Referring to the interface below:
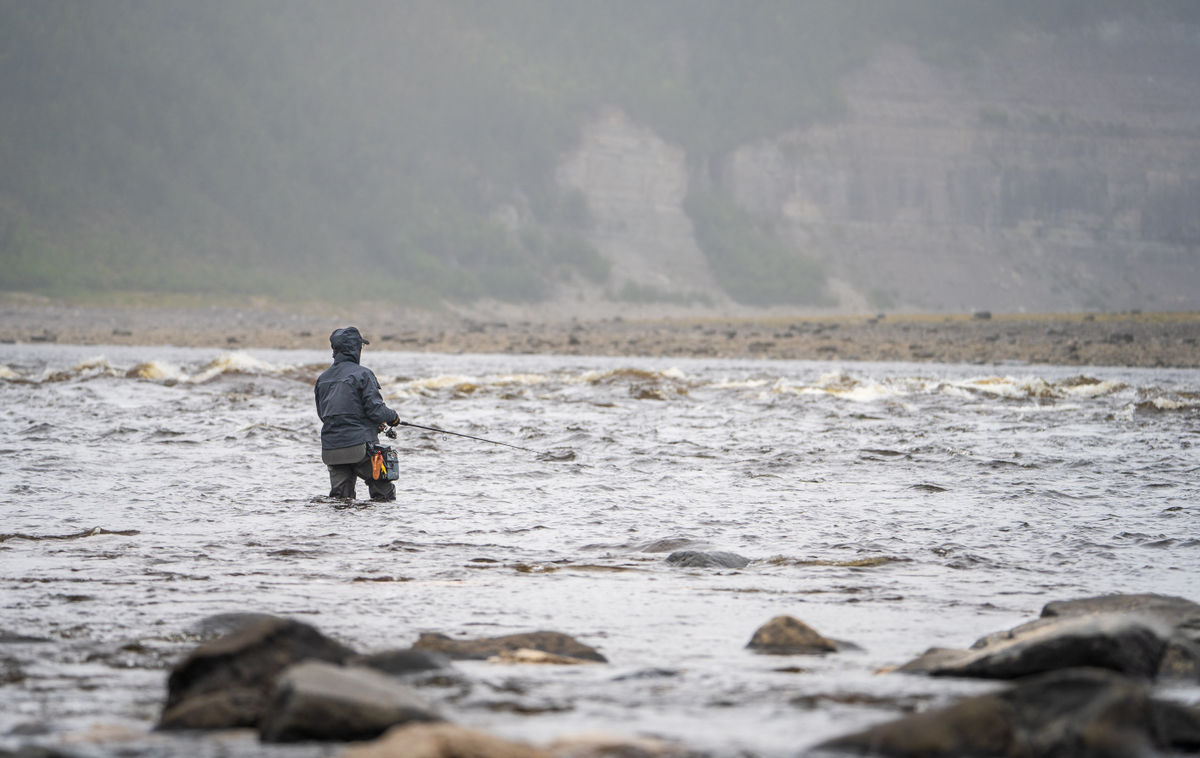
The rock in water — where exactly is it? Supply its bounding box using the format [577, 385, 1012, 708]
[1040, 593, 1200, 624]
[817, 668, 1200, 757]
[898, 593, 1200, 681]
[746, 616, 839, 655]
[350, 648, 451, 676]
[900, 614, 1171, 679]
[664, 550, 750, 569]
[187, 612, 281, 640]
[260, 662, 442, 742]
[159, 616, 356, 730]
[340, 722, 550, 758]
[412, 631, 606, 662]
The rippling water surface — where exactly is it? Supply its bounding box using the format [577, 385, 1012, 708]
[2, 344, 1199, 756]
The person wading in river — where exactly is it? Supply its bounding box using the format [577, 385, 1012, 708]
[315, 326, 402, 501]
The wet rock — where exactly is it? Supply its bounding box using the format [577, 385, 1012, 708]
[351, 648, 451, 676]
[413, 631, 606, 663]
[817, 668, 1200, 758]
[157, 687, 265, 730]
[746, 616, 842, 655]
[900, 593, 1200, 681]
[612, 668, 680, 681]
[339, 722, 549, 758]
[1040, 593, 1200, 628]
[186, 612, 282, 640]
[1159, 636, 1200, 680]
[260, 661, 442, 743]
[159, 616, 356, 730]
[1029, 594, 1200, 681]
[899, 614, 1171, 679]
[664, 550, 750, 569]
[638, 537, 701, 553]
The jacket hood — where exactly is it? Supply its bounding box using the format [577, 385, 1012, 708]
[329, 326, 368, 363]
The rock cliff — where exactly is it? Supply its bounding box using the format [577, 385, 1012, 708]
[559, 21, 1200, 312]
[556, 109, 719, 298]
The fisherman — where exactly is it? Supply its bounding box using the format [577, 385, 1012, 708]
[315, 326, 402, 501]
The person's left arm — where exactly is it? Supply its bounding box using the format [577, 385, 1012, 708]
[359, 370, 401, 427]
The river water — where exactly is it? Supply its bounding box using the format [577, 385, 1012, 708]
[2, 344, 1199, 756]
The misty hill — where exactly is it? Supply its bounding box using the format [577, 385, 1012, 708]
[2, 1, 1199, 312]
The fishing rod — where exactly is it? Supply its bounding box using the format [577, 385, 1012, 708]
[390, 420, 540, 454]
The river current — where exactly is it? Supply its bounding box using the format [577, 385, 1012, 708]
[2, 344, 1198, 756]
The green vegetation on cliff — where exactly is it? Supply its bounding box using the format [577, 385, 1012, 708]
[685, 190, 830, 307]
[1, 1, 1197, 305]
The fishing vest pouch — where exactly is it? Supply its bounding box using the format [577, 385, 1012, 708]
[369, 444, 399, 481]
[322, 442, 368, 466]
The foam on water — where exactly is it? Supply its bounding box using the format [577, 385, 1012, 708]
[190, 351, 287, 382]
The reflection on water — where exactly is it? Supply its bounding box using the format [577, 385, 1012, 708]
[1, 344, 1198, 756]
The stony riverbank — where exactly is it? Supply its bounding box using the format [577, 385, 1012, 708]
[19, 592, 1194, 757]
[1, 298, 1198, 368]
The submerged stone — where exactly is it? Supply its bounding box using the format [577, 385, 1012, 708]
[664, 550, 750, 569]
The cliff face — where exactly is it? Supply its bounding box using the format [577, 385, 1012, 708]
[556, 109, 718, 296]
[560, 21, 1200, 312]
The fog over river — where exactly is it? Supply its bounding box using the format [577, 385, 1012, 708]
[2, 344, 1198, 756]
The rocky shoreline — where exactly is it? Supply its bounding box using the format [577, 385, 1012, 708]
[1, 299, 1198, 368]
[21, 591, 1194, 757]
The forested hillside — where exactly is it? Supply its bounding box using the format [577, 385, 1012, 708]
[1, 1, 1197, 307]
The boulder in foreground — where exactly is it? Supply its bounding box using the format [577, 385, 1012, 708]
[898, 613, 1170, 679]
[160, 616, 355, 730]
[413, 631, 606, 663]
[898, 593, 1200, 681]
[817, 668, 1200, 758]
[260, 661, 442, 742]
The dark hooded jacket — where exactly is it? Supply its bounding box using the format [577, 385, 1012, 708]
[314, 327, 398, 450]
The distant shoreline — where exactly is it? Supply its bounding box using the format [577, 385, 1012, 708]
[1, 300, 1198, 368]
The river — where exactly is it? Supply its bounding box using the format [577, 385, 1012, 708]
[2, 344, 1198, 756]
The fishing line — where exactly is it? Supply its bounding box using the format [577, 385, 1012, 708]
[392, 420, 541, 454]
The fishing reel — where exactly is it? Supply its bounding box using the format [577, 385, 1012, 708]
[385, 427, 397, 440]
